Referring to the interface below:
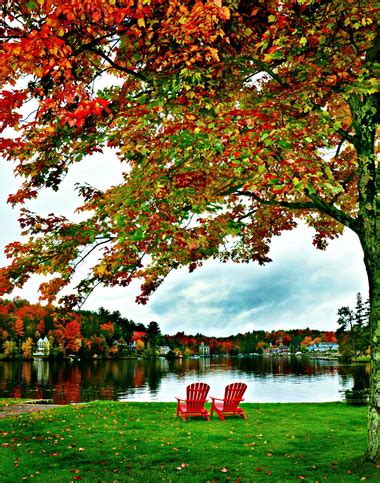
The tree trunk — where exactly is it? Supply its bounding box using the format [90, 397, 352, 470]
[364, 142, 380, 461]
[363, 237, 380, 462]
[351, 91, 379, 462]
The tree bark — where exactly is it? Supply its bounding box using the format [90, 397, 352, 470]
[350, 91, 379, 462]
[365, 245, 380, 462]
[361, 198, 380, 461]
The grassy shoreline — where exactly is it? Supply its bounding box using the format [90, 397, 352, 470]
[0, 401, 378, 482]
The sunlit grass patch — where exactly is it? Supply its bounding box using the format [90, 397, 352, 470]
[0, 401, 378, 482]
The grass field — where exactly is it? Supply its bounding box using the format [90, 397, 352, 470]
[0, 401, 378, 482]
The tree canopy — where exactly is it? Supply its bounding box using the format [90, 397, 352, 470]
[0, 0, 379, 460]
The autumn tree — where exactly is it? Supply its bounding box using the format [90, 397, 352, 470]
[0, 0, 379, 459]
[21, 337, 33, 358]
[14, 318, 24, 338]
[63, 317, 82, 353]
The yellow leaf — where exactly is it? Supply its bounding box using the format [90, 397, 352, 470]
[222, 7, 230, 20]
[208, 47, 220, 61]
[138, 18, 145, 27]
[96, 265, 106, 276]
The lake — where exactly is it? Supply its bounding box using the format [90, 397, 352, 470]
[0, 356, 367, 405]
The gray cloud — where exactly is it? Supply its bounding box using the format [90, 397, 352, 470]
[148, 226, 368, 336]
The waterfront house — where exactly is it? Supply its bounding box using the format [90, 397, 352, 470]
[199, 342, 210, 356]
[307, 342, 339, 353]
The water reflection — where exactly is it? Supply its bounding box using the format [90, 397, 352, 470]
[0, 356, 367, 404]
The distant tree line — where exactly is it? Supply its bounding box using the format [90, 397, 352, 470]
[0, 296, 345, 360]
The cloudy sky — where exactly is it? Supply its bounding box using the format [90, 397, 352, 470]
[0, 151, 368, 337]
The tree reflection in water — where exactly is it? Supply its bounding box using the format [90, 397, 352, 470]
[0, 356, 364, 404]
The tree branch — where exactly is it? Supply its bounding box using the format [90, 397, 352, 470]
[237, 208, 257, 222]
[236, 188, 358, 232]
[72, 238, 113, 272]
[86, 46, 148, 82]
[306, 191, 358, 231]
[237, 190, 317, 210]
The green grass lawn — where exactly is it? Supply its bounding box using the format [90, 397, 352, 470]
[0, 401, 378, 482]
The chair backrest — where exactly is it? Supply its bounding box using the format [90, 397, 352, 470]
[186, 382, 210, 411]
[223, 382, 247, 411]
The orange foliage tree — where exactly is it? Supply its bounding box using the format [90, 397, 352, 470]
[63, 317, 83, 353]
[14, 318, 24, 338]
[0, 0, 378, 459]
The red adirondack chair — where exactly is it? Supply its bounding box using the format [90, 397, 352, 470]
[210, 382, 247, 420]
[175, 382, 210, 421]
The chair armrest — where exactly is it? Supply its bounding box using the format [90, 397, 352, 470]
[175, 398, 208, 403]
[210, 397, 224, 402]
[185, 399, 208, 403]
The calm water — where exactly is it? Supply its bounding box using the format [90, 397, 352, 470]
[0, 356, 367, 405]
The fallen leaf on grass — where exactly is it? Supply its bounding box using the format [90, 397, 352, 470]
[176, 463, 189, 470]
[221, 468, 228, 473]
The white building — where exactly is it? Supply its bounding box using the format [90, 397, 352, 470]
[199, 342, 210, 356]
[33, 337, 50, 357]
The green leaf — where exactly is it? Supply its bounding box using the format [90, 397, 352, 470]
[258, 164, 266, 174]
[277, 140, 291, 149]
[130, 227, 147, 242]
[115, 215, 126, 228]
[27, 1, 37, 9]
[331, 186, 343, 194]
[307, 183, 316, 194]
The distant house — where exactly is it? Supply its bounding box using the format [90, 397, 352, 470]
[33, 336, 50, 357]
[199, 342, 210, 356]
[307, 342, 339, 352]
[127, 331, 147, 351]
[158, 346, 171, 355]
[127, 341, 137, 351]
